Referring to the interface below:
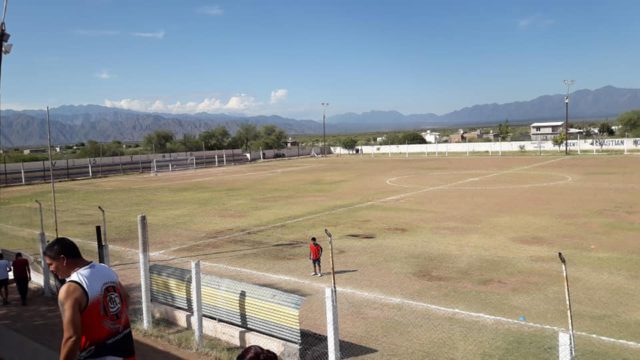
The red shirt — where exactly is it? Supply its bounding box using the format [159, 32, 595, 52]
[12, 258, 30, 279]
[310, 243, 322, 260]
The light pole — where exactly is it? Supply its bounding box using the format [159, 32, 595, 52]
[321, 102, 329, 157]
[563, 80, 575, 155]
[46, 107, 59, 237]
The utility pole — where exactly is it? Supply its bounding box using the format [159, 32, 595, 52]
[321, 102, 329, 157]
[563, 80, 575, 155]
[46, 107, 59, 237]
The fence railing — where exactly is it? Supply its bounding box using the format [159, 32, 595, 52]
[0, 147, 316, 187]
[149, 263, 304, 344]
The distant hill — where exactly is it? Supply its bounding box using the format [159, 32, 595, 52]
[2, 86, 639, 147]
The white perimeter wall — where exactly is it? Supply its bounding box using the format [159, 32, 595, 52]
[333, 138, 640, 155]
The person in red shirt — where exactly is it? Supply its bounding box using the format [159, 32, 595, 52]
[309, 237, 323, 277]
[12, 252, 31, 306]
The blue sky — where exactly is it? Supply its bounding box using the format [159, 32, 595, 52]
[3, 0, 639, 119]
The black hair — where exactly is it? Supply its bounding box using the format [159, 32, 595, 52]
[0, 253, 3, 259]
[311, 237, 316, 241]
[236, 345, 278, 360]
[15, 252, 22, 258]
[44, 237, 83, 260]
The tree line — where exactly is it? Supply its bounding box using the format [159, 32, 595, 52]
[142, 124, 288, 154]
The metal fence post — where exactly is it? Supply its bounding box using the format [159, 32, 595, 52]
[21, 161, 25, 185]
[192, 260, 203, 350]
[98, 206, 109, 266]
[96, 225, 105, 264]
[325, 287, 341, 360]
[138, 214, 152, 330]
[35, 200, 51, 297]
[558, 331, 571, 360]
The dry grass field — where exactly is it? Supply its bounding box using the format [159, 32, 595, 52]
[1, 153, 639, 359]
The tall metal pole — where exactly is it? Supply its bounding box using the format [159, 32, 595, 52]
[321, 102, 329, 157]
[563, 80, 575, 155]
[558, 252, 576, 359]
[46, 107, 59, 237]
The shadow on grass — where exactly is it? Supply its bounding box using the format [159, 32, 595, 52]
[300, 329, 377, 360]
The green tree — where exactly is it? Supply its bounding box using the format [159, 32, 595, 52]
[598, 122, 615, 136]
[199, 126, 230, 150]
[400, 132, 427, 144]
[80, 140, 101, 158]
[340, 137, 358, 152]
[178, 133, 201, 151]
[617, 110, 640, 137]
[593, 122, 615, 149]
[143, 130, 175, 153]
[232, 123, 259, 151]
[552, 133, 567, 151]
[497, 119, 511, 140]
[259, 125, 288, 150]
[385, 133, 402, 145]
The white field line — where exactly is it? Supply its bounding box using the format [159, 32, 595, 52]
[200, 261, 640, 349]
[153, 157, 566, 255]
[0, 223, 135, 257]
[132, 164, 320, 189]
[3, 222, 637, 349]
[386, 171, 573, 190]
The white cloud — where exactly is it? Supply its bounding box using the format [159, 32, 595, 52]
[104, 94, 257, 114]
[197, 5, 224, 16]
[104, 99, 150, 112]
[518, 15, 555, 30]
[95, 70, 113, 80]
[74, 29, 120, 36]
[131, 31, 165, 39]
[270, 89, 288, 104]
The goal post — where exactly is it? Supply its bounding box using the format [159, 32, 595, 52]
[151, 157, 196, 174]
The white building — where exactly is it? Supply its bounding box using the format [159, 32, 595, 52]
[530, 122, 564, 141]
[420, 130, 441, 143]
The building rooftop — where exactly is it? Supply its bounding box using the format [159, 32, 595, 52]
[531, 122, 564, 127]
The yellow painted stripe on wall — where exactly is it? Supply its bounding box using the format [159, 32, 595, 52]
[151, 276, 300, 328]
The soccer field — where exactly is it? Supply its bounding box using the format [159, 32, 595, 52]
[1, 154, 639, 358]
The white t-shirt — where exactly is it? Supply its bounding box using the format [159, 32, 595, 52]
[0, 259, 11, 280]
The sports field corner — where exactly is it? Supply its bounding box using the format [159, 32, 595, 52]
[1, 153, 639, 359]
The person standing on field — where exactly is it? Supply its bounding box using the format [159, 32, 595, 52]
[0, 253, 11, 305]
[309, 237, 323, 277]
[12, 252, 31, 305]
[44, 237, 135, 360]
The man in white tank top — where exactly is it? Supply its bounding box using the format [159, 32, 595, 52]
[44, 237, 136, 360]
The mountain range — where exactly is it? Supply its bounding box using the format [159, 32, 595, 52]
[2, 86, 639, 147]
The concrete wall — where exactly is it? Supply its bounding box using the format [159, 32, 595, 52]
[335, 138, 640, 155]
[152, 303, 300, 360]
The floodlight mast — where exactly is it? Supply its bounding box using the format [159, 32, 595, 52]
[563, 80, 575, 155]
[321, 102, 329, 157]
